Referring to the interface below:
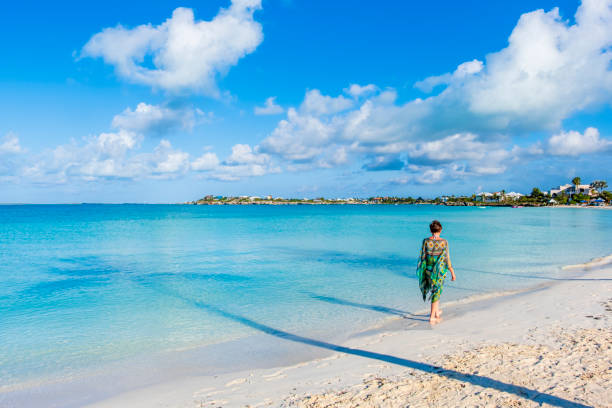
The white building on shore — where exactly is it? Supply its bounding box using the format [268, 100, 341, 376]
[549, 184, 572, 197]
[549, 184, 593, 197]
[504, 192, 524, 200]
[475, 192, 495, 202]
[476, 191, 524, 202]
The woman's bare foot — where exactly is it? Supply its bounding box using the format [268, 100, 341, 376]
[429, 316, 440, 324]
[435, 309, 443, 318]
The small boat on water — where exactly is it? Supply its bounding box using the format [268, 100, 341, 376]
[512, 205, 524, 208]
[478, 206, 486, 209]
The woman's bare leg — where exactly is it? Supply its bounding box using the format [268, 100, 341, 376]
[430, 301, 441, 324]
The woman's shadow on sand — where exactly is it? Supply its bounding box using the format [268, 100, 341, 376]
[146, 274, 591, 408]
[303, 291, 430, 323]
[189, 300, 590, 408]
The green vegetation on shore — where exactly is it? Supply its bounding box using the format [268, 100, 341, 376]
[187, 178, 611, 207]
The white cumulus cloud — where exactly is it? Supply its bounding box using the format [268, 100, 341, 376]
[190, 143, 278, 181]
[20, 120, 195, 182]
[415, 168, 445, 184]
[254, 97, 284, 115]
[81, 1, 263, 95]
[95, 129, 142, 157]
[442, 2, 612, 130]
[0, 133, 25, 179]
[414, 60, 483, 92]
[407, 133, 506, 165]
[151, 140, 190, 175]
[344, 84, 378, 98]
[300, 89, 354, 116]
[225, 143, 270, 165]
[259, 107, 336, 162]
[209, 162, 277, 181]
[0, 132, 23, 154]
[112, 102, 206, 134]
[548, 127, 612, 156]
[254, 0, 612, 183]
[8, 0, 612, 189]
[191, 152, 220, 171]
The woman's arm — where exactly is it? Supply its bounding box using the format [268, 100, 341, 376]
[446, 240, 456, 281]
[420, 239, 427, 261]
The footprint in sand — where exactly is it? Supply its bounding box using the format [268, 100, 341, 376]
[367, 363, 391, 370]
[207, 400, 228, 405]
[192, 387, 214, 398]
[362, 373, 376, 379]
[263, 370, 287, 381]
[264, 374, 286, 381]
[225, 377, 248, 387]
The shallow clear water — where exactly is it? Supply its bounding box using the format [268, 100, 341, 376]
[1, 204, 611, 391]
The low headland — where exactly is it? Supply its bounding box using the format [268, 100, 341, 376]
[186, 177, 611, 208]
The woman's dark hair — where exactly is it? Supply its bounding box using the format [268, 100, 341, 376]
[429, 220, 442, 233]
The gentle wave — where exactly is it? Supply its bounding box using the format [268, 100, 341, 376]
[562, 253, 612, 270]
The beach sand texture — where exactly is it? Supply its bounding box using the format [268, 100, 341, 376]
[87, 260, 612, 408]
[283, 325, 611, 407]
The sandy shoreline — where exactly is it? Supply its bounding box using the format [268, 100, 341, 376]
[81, 258, 612, 408]
[552, 205, 612, 210]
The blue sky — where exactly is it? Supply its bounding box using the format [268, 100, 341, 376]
[1, 0, 611, 203]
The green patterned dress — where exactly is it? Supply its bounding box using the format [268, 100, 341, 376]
[416, 238, 451, 302]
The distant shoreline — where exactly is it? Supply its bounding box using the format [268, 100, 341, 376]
[186, 193, 610, 207]
[185, 201, 610, 208]
[1, 202, 610, 208]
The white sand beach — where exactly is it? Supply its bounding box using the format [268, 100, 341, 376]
[86, 257, 612, 408]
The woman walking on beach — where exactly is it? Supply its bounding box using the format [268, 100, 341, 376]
[417, 220, 456, 324]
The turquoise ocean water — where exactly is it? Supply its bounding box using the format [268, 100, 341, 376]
[1, 205, 611, 405]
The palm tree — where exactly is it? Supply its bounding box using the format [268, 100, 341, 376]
[600, 180, 608, 193]
[571, 177, 581, 196]
[590, 180, 608, 194]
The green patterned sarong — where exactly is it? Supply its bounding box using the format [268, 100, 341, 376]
[416, 238, 450, 302]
